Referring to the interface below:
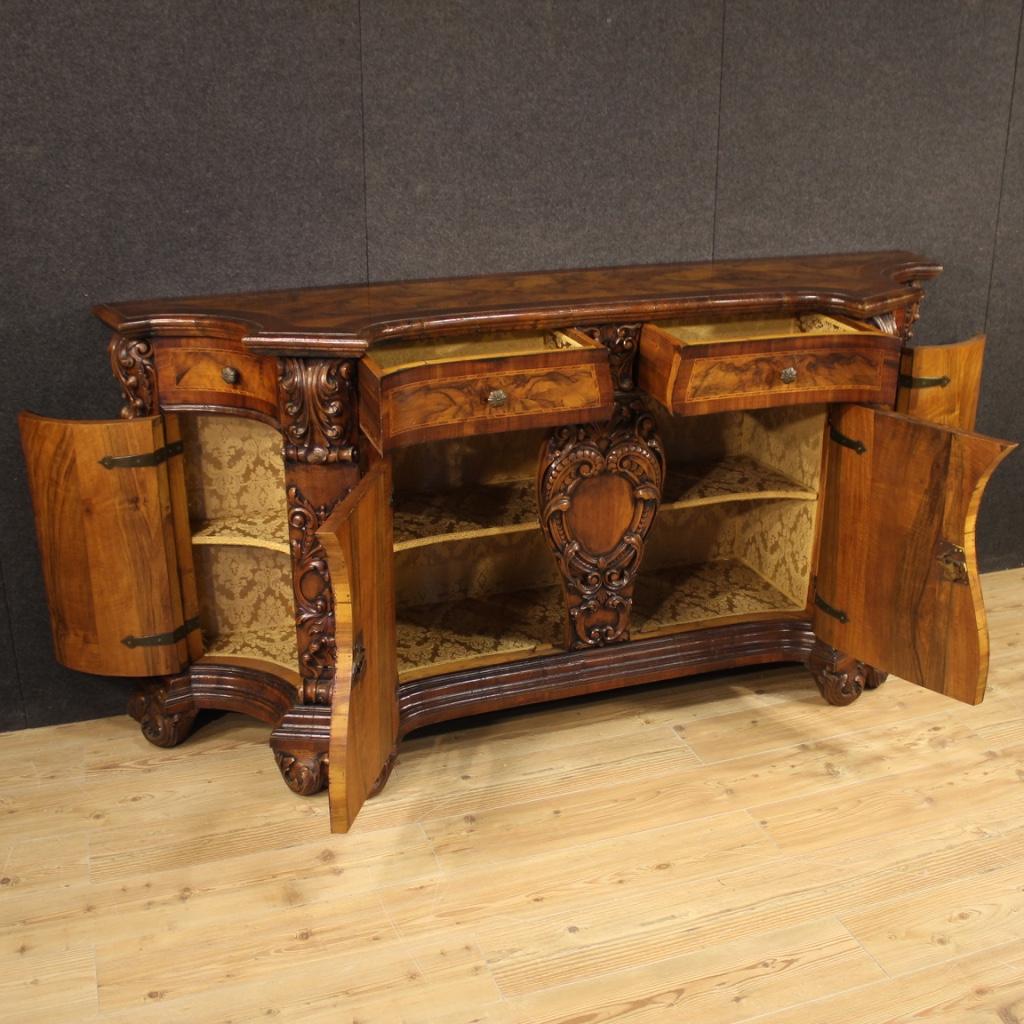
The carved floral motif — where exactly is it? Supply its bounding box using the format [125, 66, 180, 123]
[275, 750, 328, 795]
[577, 323, 642, 392]
[288, 484, 338, 705]
[109, 333, 156, 418]
[127, 677, 197, 747]
[538, 399, 665, 648]
[278, 358, 358, 464]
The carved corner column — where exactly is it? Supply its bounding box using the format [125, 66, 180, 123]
[538, 325, 665, 649]
[278, 357, 361, 706]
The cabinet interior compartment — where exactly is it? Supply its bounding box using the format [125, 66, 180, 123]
[392, 429, 563, 680]
[179, 414, 299, 682]
[366, 328, 594, 373]
[651, 311, 879, 346]
[633, 404, 826, 635]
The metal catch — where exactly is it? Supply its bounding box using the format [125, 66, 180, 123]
[351, 637, 367, 682]
[814, 592, 849, 624]
[828, 425, 866, 455]
[936, 540, 969, 585]
[899, 373, 950, 390]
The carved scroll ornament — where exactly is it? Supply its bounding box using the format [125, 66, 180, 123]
[288, 484, 338, 705]
[539, 399, 665, 648]
[109, 333, 157, 418]
[577, 323, 642, 392]
[278, 358, 358, 464]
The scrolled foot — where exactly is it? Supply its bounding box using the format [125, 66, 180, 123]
[864, 668, 888, 690]
[806, 640, 871, 707]
[275, 751, 328, 795]
[127, 678, 197, 747]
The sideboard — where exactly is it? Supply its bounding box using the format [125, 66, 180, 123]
[19, 252, 1016, 832]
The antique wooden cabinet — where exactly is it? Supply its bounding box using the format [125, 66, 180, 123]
[19, 252, 1016, 832]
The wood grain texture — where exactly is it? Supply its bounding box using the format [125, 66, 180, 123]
[362, 344, 613, 451]
[93, 250, 941, 355]
[317, 461, 399, 832]
[2, 569, 1019, 1023]
[815, 407, 1016, 703]
[897, 335, 986, 431]
[18, 413, 197, 677]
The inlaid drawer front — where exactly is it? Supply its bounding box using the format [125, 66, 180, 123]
[359, 328, 614, 450]
[637, 314, 900, 415]
[153, 338, 279, 420]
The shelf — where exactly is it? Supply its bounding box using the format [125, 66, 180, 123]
[661, 455, 816, 509]
[393, 480, 538, 549]
[191, 512, 290, 555]
[201, 625, 299, 677]
[396, 584, 564, 680]
[632, 558, 803, 635]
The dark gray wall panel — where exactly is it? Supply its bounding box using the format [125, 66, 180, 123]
[714, 0, 1020, 346]
[980, 15, 1024, 571]
[0, 565, 26, 733]
[361, 0, 723, 281]
[0, 0, 367, 730]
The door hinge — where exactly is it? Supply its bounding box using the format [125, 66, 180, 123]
[936, 540, 969, 585]
[351, 635, 367, 683]
[814, 591, 849, 624]
[828, 424, 866, 455]
[899, 373, 951, 390]
[122, 615, 200, 649]
[100, 439, 184, 470]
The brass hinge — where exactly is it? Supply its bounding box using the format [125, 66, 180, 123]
[122, 615, 200, 649]
[936, 540, 969, 585]
[899, 373, 951, 390]
[351, 635, 367, 683]
[100, 439, 184, 470]
[814, 591, 849, 624]
[828, 424, 866, 455]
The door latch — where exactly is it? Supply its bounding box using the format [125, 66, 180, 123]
[935, 540, 969, 585]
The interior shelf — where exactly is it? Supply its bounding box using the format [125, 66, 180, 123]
[393, 480, 538, 548]
[201, 625, 300, 677]
[632, 558, 803, 635]
[661, 455, 817, 509]
[396, 584, 564, 680]
[191, 512, 290, 554]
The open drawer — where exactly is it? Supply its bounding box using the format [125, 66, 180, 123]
[637, 312, 901, 415]
[358, 328, 614, 451]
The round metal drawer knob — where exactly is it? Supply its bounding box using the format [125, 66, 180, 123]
[486, 388, 508, 407]
[221, 366, 241, 385]
[780, 366, 798, 384]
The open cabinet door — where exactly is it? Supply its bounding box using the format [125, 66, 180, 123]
[814, 406, 1015, 704]
[19, 413, 201, 677]
[317, 461, 398, 832]
[897, 335, 986, 430]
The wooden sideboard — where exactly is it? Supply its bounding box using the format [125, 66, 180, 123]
[19, 252, 1016, 832]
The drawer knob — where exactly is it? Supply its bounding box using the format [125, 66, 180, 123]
[780, 366, 798, 384]
[221, 366, 241, 385]
[486, 388, 508, 407]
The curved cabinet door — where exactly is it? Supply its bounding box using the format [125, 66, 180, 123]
[317, 460, 398, 832]
[897, 335, 986, 431]
[19, 413, 201, 677]
[814, 406, 1015, 704]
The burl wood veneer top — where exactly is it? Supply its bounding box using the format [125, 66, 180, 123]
[94, 250, 940, 357]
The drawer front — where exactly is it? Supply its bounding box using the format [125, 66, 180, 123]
[684, 346, 892, 408]
[153, 338, 279, 421]
[379, 360, 612, 448]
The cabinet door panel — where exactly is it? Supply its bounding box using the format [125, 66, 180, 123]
[19, 413, 198, 677]
[897, 335, 985, 431]
[317, 461, 398, 832]
[815, 406, 1014, 704]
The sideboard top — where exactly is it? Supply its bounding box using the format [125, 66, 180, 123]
[94, 250, 941, 356]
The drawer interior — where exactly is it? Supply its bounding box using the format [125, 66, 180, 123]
[653, 312, 880, 346]
[367, 328, 594, 372]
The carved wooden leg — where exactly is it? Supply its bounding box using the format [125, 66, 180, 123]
[806, 639, 877, 706]
[274, 750, 328, 795]
[127, 675, 197, 747]
[538, 397, 665, 649]
[269, 704, 330, 795]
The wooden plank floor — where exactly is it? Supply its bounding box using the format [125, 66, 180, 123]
[2, 568, 1023, 1023]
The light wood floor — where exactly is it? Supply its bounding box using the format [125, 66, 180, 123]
[2, 568, 1023, 1023]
